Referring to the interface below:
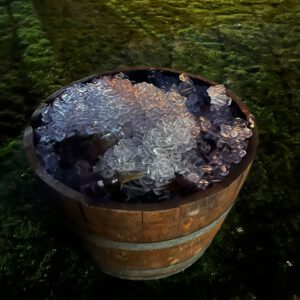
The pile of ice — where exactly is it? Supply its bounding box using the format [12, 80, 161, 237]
[34, 71, 253, 202]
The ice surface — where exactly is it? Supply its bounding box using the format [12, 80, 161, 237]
[35, 72, 253, 201]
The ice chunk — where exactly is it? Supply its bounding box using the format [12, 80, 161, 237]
[207, 85, 232, 109]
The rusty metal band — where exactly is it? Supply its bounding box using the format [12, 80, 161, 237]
[80, 203, 233, 251]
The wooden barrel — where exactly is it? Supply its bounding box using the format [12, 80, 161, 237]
[23, 67, 258, 280]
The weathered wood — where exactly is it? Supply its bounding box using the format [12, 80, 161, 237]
[179, 168, 246, 236]
[142, 206, 181, 242]
[82, 206, 143, 242]
[79, 204, 230, 251]
[85, 225, 218, 270]
[82, 212, 224, 270]
[100, 245, 209, 280]
[23, 67, 258, 280]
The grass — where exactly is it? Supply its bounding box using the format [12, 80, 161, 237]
[0, 0, 299, 298]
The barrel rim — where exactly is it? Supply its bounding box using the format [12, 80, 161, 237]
[23, 66, 259, 211]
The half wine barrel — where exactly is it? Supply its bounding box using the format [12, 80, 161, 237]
[23, 67, 258, 280]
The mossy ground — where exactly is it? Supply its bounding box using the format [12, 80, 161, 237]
[0, 0, 299, 299]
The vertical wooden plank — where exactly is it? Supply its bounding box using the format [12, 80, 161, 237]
[142, 207, 180, 242]
[82, 205, 143, 242]
[179, 187, 230, 235]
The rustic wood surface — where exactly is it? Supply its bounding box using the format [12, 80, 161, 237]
[83, 219, 222, 270]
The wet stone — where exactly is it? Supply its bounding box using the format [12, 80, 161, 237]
[34, 72, 253, 203]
